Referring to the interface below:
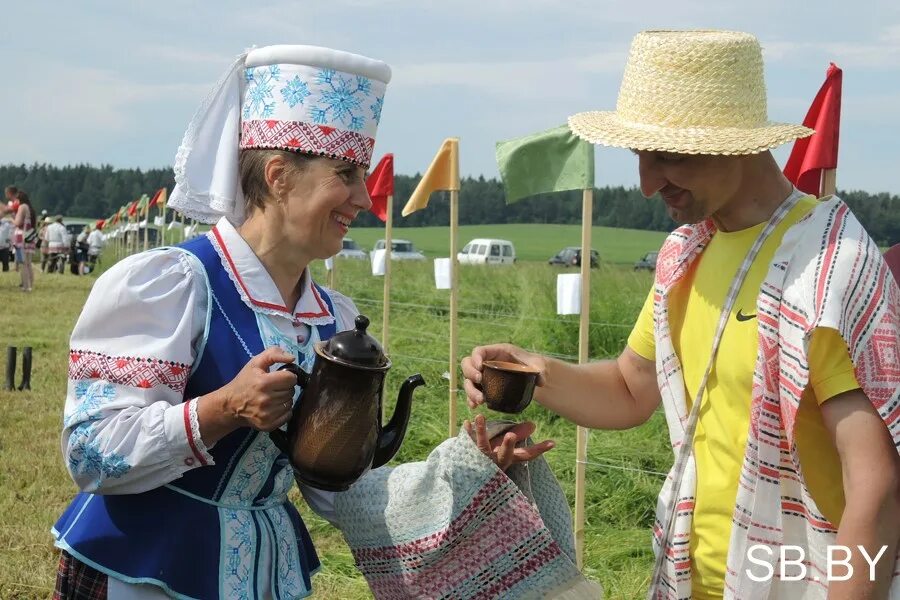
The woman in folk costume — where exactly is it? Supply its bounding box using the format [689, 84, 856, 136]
[464, 30, 900, 599]
[53, 45, 595, 600]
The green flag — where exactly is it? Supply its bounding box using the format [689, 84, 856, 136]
[495, 125, 594, 203]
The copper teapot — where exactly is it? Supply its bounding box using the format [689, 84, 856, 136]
[270, 315, 425, 491]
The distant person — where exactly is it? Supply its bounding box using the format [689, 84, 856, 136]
[4, 185, 17, 206]
[39, 216, 52, 272]
[75, 225, 89, 275]
[0, 215, 12, 272]
[86, 223, 105, 272]
[464, 30, 900, 598]
[46, 215, 68, 273]
[4, 186, 19, 273]
[6, 190, 37, 291]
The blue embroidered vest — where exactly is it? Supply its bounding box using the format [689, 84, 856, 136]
[54, 235, 338, 600]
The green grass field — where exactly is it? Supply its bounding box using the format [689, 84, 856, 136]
[344, 223, 668, 264]
[0, 251, 672, 599]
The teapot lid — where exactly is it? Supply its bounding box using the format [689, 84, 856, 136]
[320, 315, 389, 369]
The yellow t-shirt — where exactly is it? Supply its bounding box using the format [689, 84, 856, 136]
[627, 197, 860, 599]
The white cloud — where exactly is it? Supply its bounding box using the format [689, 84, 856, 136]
[393, 51, 625, 101]
[136, 46, 234, 68]
[16, 65, 204, 135]
[762, 24, 900, 69]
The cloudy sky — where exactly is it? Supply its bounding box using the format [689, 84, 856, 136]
[2, 0, 899, 193]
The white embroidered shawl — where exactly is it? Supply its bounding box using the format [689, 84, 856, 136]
[649, 197, 900, 599]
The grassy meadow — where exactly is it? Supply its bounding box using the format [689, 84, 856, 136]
[0, 229, 673, 599]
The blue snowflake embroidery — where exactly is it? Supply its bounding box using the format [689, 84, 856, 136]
[356, 76, 372, 95]
[223, 509, 255, 597]
[349, 116, 365, 132]
[310, 107, 328, 125]
[68, 422, 132, 487]
[370, 96, 384, 123]
[65, 381, 116, 429]
[316, 69, 335, 85]
[280, 75, 311, 108]
[243, 66, 282, 119]
[310, 68, 373, 131]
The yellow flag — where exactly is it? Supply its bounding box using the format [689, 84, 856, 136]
[149, 187, 167, 209]
[402, 138, 459, 216]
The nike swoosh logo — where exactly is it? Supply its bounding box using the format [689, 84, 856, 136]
[736, 309, 757, 322]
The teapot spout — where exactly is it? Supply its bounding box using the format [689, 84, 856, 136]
[373, 374, 425, 469]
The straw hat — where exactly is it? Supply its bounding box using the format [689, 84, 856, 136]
[568, 30, 813, 155]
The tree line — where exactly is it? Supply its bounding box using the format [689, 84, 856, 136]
[2, 163, 898, 246]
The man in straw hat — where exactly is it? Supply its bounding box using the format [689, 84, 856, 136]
[464, 30, 900, 599]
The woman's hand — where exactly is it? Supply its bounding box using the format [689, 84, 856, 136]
[461, 344, 547, 409]
[214, 347, 298, 433]
[464, 414, 554, 471]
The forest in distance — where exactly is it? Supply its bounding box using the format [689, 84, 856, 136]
[2, 162, 899, 246]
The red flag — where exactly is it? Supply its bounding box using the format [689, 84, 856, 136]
[366, 153, 394, 222]
[783, 63, 842, 197]
[127, 200, 139, 217]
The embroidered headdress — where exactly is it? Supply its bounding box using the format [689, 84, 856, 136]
[169, 45, 391, 225]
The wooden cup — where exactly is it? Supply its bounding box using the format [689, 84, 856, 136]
[481, 360, 539, 414]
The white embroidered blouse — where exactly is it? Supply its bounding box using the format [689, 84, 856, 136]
[61, 216, 351, 526]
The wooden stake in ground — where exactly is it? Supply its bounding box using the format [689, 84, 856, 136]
[143, 212, 149, 252]
[821, 168, 836, 197]
[382, 194, 394, 352]
[574, 187, 593, 569]
[494, 125, 596, 565]
[400, 138, 460, 437]
[448, 186, 459, 437]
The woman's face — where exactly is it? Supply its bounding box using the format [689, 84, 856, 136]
[280, 157, 372, 259]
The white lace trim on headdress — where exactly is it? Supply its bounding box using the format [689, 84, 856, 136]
[169, 51, 250, 225]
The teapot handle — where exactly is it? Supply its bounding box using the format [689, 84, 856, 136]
[270, 364, 310, 455]
[277, 363, 310, 388]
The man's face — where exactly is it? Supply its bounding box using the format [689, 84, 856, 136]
[634, 151, 744, 224]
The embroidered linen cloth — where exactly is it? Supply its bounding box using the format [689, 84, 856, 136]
[333, 427, 602, 599]
[648, 196, 900, 599]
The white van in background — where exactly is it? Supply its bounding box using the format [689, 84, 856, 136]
[457, 238, 516, 265]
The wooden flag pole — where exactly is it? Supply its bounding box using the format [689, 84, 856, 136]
[574, 187, 593, 569]
[160, 206, 166, 247]
[128, 213, 135, 256]
[382, 195, 394, 352]
[821, 168, 837, 197]
[143, 206, 149, 252]
[449, 188, 460, 438]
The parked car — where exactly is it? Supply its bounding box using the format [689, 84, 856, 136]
[373, 239, 426, 261]
[337, 237, 367, 260]
[634, 251, 658, 271]
[548, 247, 599, 268]
[457, 238, 516, 265]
